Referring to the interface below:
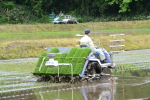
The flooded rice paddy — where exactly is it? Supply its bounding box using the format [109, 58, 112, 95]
[0, 49, 150, 100]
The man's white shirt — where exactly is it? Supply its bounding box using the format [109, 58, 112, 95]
[80, 35, 106, 60]
[80, 35, 94, 47]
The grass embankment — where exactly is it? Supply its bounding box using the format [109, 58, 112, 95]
[0, 20, 150, 59]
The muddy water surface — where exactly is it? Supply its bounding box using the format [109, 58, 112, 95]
[1, 73, 150, 100]
[0, 50, 150, 100]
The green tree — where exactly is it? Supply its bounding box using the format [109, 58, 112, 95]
[25, 0, 43, 17]
[105, 0, 143, 13]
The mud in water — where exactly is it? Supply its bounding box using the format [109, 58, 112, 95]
[1, 49, 150, 100]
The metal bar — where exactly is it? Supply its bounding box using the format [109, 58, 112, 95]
[110, 50, 124, 53]
[55, 57, 86, 59]
[110, 45, 125, 47]
[110, 34, 125, 36]
[58, 66, 59, 77]
[110, 39, 125, 42]
[58, 63, 73, 80]
[70, 64, 73, 80]
[80, 60, 89, 77]
[75, 34, 84, 37]
[38, 57, 45, 71]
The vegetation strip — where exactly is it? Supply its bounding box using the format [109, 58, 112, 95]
[0, 21, 150, 59]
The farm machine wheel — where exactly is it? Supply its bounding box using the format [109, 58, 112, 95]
[80, 62, 102, 82]
[87, 62, 102, 75]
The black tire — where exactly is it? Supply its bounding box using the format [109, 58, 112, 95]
[87, 62, 102, 75]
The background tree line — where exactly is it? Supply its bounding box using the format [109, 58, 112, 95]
[0, 0, 150, 24]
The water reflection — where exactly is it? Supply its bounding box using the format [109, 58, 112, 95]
[33, 80, 116, 100]
[1, 49, 150, 100]
[115, 76, 150, 100]
[80, 82, 116, 100]
[1, 74, 150, 100]
[0, 89, 36, 100]
[0, 79, 116, 100]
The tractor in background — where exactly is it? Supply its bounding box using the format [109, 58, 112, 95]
[49, 12, 79, 24]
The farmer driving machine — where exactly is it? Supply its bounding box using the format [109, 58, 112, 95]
[33, 34, 124, 83]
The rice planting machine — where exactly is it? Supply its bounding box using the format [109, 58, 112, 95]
[33, 34, 124, 83]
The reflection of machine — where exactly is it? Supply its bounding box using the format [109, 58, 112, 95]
[37, 81, 116, 100]
[81, 82, 116, 100]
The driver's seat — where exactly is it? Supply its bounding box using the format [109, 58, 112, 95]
[80, 44, 89, 48]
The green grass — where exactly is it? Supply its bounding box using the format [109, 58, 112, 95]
[0, 20, 150, 59]
[0, 28, 150, 42]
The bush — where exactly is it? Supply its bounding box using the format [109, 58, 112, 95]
[36, 15, 51, 23]
[77, 17, 83, 23]
[0, 15, 7, 24]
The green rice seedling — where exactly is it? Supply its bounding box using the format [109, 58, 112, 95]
[47, 68, 54, 75]
[71, 62, 76, 68]
[70, 48, 91, 75]
[58, 53, 67, 63]
[33, 57, 49, 75]
[65, 47, 78, 57]
[34, 47, 91, 76]
[57, 53, 68, 75]
[61, 48, 78, 75]
[68, 51, 83, 75]
[49, 47, 59, 53]
[77, 48, 91, 63]
[51, 68, 58, 75]
[46, 52, 68, 75]
[73, 63, 84, 75]
[80, 48, 91, 57]
[63, 48, 91, 75]
[40, 52, 48, 57]
[54, 53, 61, 61]
[59, 65, 64, 75]
[66, 67, 71, 75]
[59, 65, 65, 75]
[38, 57, 49, 74]
[33, 48, 59, 75]
[61, 66, 68, 74]
[40, 66, 48, 75]
[36, 57, 44, 68]
[46, 67, 53, 75]
[64, 47, 77, 63]
[40, 47, 59, 57]
[70, 48, 83, 63]
[73, 48, 83, 57]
